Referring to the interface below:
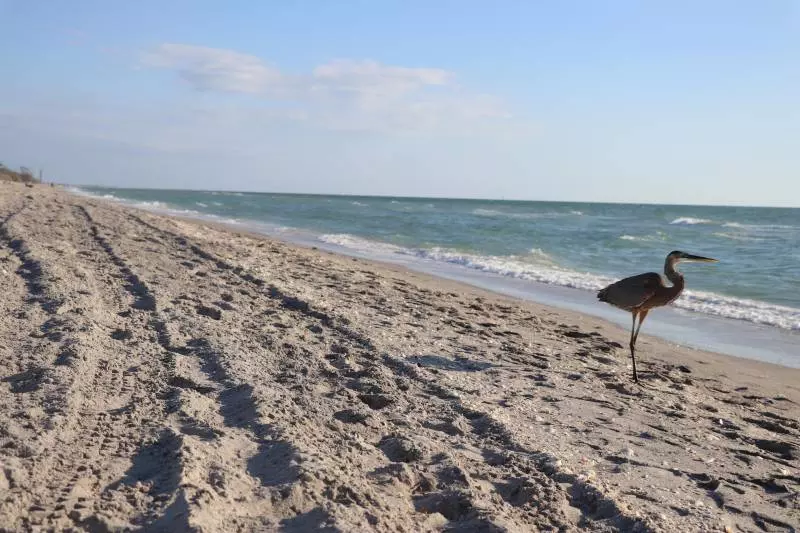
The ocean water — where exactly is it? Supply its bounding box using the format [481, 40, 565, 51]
[72, 186, 800, 363]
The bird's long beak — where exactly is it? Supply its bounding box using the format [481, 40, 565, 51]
[682, 253, 718, 263]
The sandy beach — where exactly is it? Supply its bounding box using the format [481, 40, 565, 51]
[0, 182, 797, 532]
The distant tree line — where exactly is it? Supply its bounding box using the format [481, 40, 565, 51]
[0, 162, 41, 184]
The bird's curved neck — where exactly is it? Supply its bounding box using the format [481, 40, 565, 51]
[664, 258, 684, 287]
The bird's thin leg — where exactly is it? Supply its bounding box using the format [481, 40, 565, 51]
[633, 309, 649, 346]
[630, 309, 650, 383]
[629, 311, 639, 383]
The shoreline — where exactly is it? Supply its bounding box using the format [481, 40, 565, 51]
[71, 186, 800, 369]
[1, 182, 798, 531]
[296, 235, 800, 369]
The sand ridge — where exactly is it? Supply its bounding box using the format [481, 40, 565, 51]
[0, 183, 798, 532]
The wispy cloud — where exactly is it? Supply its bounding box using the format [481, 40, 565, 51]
[141, 43, 511, 134]
[142, 44, 282, 94]
[310, 59, 452, 97]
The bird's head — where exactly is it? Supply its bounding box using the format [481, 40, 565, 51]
[667, 250, 718, 264]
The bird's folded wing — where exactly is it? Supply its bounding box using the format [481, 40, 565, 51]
[597, 272, 662, 311]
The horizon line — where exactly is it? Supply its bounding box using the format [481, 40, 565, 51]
[67, 182, 799, 210]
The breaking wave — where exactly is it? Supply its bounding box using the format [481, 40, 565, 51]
[473, 208, 584, 220]
[317, 234, 800, 331]
[619, 233, 666, 242]
[670, 217, 713, 225]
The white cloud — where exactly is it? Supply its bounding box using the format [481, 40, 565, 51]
[141, 43, 511, 134]
[311, 59, 451, 97]
[142, 44, 283, 94]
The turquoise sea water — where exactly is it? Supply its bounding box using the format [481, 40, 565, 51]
[73, 187, 800, 340]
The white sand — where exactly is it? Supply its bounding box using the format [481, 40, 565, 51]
[1, 182, 798, 532]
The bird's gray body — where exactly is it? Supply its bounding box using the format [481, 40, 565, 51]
[597, 272, 664, 312]
[597, 251, 717, 382]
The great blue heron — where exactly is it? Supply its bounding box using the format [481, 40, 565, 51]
[597, 250, 718, 383]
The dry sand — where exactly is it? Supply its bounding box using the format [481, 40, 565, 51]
[0, 182, 798, 532]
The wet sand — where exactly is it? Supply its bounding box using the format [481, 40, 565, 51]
[1, 182, 798, 532]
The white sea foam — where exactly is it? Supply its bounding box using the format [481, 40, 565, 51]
[318, 234, 611, 290]
[67, 187, 106, 200]
[70, 188, 121, 203]
[134, 201, 204, 218]
[472, 209, 501, 217]
[195, 202, 208, 208]
[677, 290, 800, 331]
[670, 217, 713, 225]
[70, 188, 205, 218]
[472, 208, 576, 220]
[137, 201, 169, 209]
[723, 221, 795, 232]
[527, 248, 557, 265]
[351, 201, 368, 207]
[619, 233, 666, 242]
[411, 247, 615, 292]
[203, 214, 240, 225]
[318, 233, 405, 255]
[317, 233, 800, 331]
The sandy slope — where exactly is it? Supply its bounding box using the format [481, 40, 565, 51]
[0, 183, 797, 532]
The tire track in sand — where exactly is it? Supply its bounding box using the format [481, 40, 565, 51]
[0, 197, 102, 530]
[1, 198, 176, 531]
[77, 205, 289, 531]
[112, 208, 656, 531]
[83, 208, 387, 530]
[70, 205, 192, 531]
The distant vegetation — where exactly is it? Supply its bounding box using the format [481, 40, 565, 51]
[0, 162, 41, 184]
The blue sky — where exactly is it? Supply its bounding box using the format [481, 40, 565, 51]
[1, 1, 798, 206]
